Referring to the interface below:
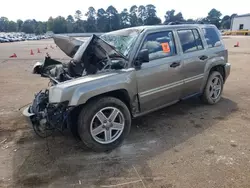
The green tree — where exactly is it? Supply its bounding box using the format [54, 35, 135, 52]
[74, 10, 85, 32]
[34, 21, 45, 34]
[42, 22, 47, 33]
[8, 21, 17, 32]
[73, 20, 85, 33]
[86, 7, 96, 18]
[221, 15, 231, 29]
[129, 5, 138, 27]
[22, 19, 35, 33]
[16, 19, 23, 32]
[138, 5, 146, 25]
[66, 15, 74, 23]
[97, 8, 109, 32]
[106, 5, 120, 31]
[206, 8, 222, 28]
[66, 15, 74, 33]
[164, 9, 184, 24]
[120, 8, 130, 28]
[0, 17, 9, 32]
[85, 7, 97, 32]
[74, 10, 82, 20]
[47, 17, 54, 31]
[53, 16, 67, 33]
[32, 19, 38, 33]
[144, 4, 161, 25]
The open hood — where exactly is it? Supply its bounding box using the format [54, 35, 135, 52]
[53, 35, 84, 58]
[72, 34, 127, 64]
[33, 34, 129, 81]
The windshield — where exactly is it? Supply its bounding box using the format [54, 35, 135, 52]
[100, 28, 141, 57]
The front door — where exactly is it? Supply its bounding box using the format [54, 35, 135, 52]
[135, 30, 184, 113]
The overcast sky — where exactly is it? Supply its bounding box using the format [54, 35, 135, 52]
[1, 0, 248, 21]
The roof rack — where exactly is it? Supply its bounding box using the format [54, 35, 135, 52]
[167, 21, 205, 25]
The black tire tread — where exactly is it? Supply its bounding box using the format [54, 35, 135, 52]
[77, 96, 131, 152]
[201, 71, 224, 105]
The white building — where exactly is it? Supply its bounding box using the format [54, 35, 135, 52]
[231, 14, 250, 31]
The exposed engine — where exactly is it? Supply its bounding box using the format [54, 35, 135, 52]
[28, 90, 70, 137]
[33, 34, 128, 84]
[47, 57, 126, 84]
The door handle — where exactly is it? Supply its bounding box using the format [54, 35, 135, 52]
[199, 55, 208, 61]
[170, 62, 180, 68]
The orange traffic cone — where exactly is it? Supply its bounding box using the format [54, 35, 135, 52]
[9, 53, 17, 58]
[234, 42, 239, 47]
[37, 48, 41, 53]
[30, 49, 34, 55]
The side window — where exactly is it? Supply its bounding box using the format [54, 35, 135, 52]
[193, 29, 203, 50]
[202, 27, 221, 48]
[141, 31, 176, 61]
[177, 29, 204, 53]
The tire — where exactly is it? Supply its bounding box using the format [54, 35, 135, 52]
[202, 71, 224, 104]
[78, 97, 131, 152]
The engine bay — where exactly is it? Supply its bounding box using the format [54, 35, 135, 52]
[33, 34, 128, 84]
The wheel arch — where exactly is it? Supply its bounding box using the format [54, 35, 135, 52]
[67, 89, 134, 138]
[201, 64, 226, 92]
[209, 65, 226, 81]
[84, 89, 132, 110]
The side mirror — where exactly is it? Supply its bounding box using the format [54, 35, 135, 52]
[135, 49, 149, 66]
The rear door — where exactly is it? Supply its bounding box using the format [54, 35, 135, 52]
[135, 30, 184, 112]
[176, 28, 208, 98]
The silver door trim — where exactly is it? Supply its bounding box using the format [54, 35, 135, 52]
[184, 73, 204, 83]
[139, 80, 183, 98]
[139, 73, 204, 98]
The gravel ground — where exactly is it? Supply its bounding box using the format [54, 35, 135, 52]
[0, 37, 250, 188]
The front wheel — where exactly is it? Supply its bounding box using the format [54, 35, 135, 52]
[78, 97, 131, 152]
[201, 71, 224, 104]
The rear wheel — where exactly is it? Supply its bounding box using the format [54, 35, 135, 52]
[202, 71, 224, 104]
[78, 97, 131, 152]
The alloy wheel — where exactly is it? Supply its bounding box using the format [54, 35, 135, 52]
[90, 107, 125, 144]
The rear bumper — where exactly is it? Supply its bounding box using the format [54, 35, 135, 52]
[224, 63, 231, 81]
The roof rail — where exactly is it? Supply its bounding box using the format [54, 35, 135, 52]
[167, 21, 205, 25]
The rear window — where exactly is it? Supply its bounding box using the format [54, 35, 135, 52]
[177, 29, 204, 53]
[202, 27, 221, 48]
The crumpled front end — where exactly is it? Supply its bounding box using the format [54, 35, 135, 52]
[22, 89, 72, 138]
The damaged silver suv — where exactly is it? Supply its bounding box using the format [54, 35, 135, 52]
[23, 24, 231, 152]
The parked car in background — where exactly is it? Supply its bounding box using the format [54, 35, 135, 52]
[0, 33, 50, 42]
[7, 36, 15, 42]
[0, 37, 9, 42]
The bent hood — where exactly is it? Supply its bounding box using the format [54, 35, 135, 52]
[72, 34, 127, 64]
[53, 35, 84, 58]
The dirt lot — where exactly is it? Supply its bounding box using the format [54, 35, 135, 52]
[0, 37, 250, 188]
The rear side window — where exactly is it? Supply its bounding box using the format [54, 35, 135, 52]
[193, 29, 203, 50]
[177, 29, 204, 53]
[141, 31, 176, 61]
[202, 27, 221, 48]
